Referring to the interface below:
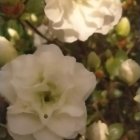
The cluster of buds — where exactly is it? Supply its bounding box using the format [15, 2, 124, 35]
[0, 0, 25, 18]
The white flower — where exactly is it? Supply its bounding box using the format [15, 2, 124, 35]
[0, 44, 96, 140]
[0, 36, 17, 66]
[44, 0, 122, 42]
[87, 120, 109, 140]
[118, 59, 140, 85]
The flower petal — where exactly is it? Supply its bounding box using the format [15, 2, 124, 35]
[46, 113, 86, 139]
[9, 131, 35, 140]
[73, 63, 96, 100]
[33, 128, 62, 140]
[59, 101, 86, 117]
[34, 44, 63, 56]
[0, 70, 16, 103]
[7, 113, 43, 135]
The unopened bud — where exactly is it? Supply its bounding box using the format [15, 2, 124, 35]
[87, 52, 101, 70]
[118, 59, 140, 85]
[116, 17, 131, 37]
[0, 2, 24, 18]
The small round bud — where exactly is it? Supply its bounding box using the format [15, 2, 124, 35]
[87, 52, 101, 70]
[108, 123, 124, 140]
[116, 17, 131, 37]
[118, 59, 140, 85]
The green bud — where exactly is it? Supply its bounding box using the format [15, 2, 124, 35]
[87, 51, 101, 70]
[116, 17, 131, 37]
[108, 123, 124, 140]
[105, 57, 121, 79]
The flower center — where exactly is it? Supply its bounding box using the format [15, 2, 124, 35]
[44, 114, 48, 119]
[34, 82, 61, 120]
[43, 91, 52, 102]
[40, 89, 57, 105]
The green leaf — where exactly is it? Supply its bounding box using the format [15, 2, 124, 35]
[87, 51, 101, 70]
[105, 57, 121, 79]
[25, 0, 44, 15]
[0, 0, 20, 5]
[115, 49, 128, 61]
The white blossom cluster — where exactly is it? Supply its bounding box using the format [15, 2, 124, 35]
[44, 0, 122, 42]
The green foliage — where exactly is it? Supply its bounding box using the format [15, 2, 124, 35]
[25, 0, 44, 14]
[108, 123, 124, 140]
[0, 0, 140, 140]
[105, 50, 128, 79]
[22, 0, 44, 24]
[87, 51, 101, 70]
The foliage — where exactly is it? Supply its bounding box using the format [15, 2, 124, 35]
[0, 0, 140, 140]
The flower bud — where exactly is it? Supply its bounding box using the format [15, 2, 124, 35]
[118, 59, 140, 85]
[0, 2, 24, 18]
[0, 36, 17, 66]
[108, 123, 124, 140]
[0, 0, 20, 5]
[116, 17, 131, 37]
[133, 88, 140, 103]
[87, 52, 101, 70]
[87, 120, 109, 140]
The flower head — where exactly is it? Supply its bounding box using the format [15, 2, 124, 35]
[44, 0, 122, 42]
[0, 44, 96, 140]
